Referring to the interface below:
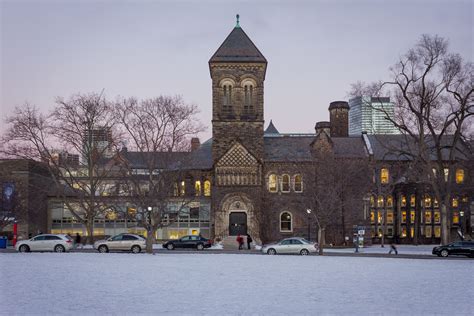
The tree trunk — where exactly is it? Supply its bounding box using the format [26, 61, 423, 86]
[318, 227, 326, 255]
[86, 221, 94, 245]
[146, 228, 155, 254]
[441, 202, 449, 245]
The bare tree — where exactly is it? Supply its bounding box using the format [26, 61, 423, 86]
[114, 95, 205, 254]
[349, 34, 473, 245]
[1, 92, 120, 244]
[308, 134, 371, 254]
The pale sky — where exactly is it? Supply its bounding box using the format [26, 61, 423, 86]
[1, 0, 472, 141]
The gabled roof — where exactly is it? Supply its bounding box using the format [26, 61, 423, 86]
[264, 120, 280, 135]
[209, 27, 267, 63]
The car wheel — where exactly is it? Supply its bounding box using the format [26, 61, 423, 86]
[300, 249, 309, 256]
[197, 243, 204, 250]
[267, 248, 276, 255]
[167, 244, 174, 250]
[19, 245, 30, 253]
[54, 245, 65, 253]
[98, 245, 109, 253]
[440, 249, 449, 257]
[131, 245, 141, 254]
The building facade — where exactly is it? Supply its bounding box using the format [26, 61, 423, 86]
[349, 96, 400, 135]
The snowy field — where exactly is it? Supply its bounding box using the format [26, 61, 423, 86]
[0, 253, 472, 315]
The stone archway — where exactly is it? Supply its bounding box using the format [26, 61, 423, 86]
[215, 193, 260, 241]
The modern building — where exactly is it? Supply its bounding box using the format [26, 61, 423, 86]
[349, 96, 400, 135]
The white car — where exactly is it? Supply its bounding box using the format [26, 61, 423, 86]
[261, 237, 318, 255]
[94, 233, 146, 253]
[16, 234, 74, 253]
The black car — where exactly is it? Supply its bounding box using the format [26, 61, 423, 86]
[163, 235, 213, 250]
[432, 241, 474, 258]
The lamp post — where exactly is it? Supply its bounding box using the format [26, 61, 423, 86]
[147, 206, 152, 226]
[306, 209, 312, 241]
[460, 211, 464, 239]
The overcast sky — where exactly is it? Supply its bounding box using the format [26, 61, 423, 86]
[1, 0, 472, 140]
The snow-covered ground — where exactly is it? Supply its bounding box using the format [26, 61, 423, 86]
[0, 253, 471, 315]
[324, 244, 435, 255]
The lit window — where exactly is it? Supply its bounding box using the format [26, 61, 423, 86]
[280, 212, 292, 232]
[378, 227, 383, 237]
[433, 198, 439, 208]
[180, 181, 185, 196]
[377, 196, 384, 208]
[281, 175, 290, 192]
[401, 195, 407, 207]
[268, 174, 278, 193]
[195, 181, 201, 196]
[452, 212, 459, 224]
[434, 226, 441, 238]
[424, 195, 431, 208]
[370, 211, 375, 224]
[410, 227, 414, 238]
[370, 196, 375, 207]
[386, 211, 394, 224]
[425, 211, 432, 224]
[444, 168, 449, 182]
[434, 211, 440, 224]
[380, 168, 389, 184]
[386, 195, 393, 208]
[294, 174, 303, 192]
[432, 168, 437, 178]
[204, 180, 211, 197]
[455, 169, 464, 184]
[452, 197, 458, 208]
[410, 210, 415, 224]
[410, 195, 416, 207]
[425, 226, 432, 238]
[401, 211, 407, 223]
[401, 226, 407, 238]
[105, 210, 117, 220]
[127, 207, 137, 217]
[377, 211, 383, 224]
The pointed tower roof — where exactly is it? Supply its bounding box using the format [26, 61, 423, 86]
[264, 120, 280, 135]
[209, 16, 267, 63]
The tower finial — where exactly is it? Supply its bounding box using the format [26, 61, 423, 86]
[236, 14, 240, 28]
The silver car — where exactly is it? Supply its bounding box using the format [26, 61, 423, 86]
[94, 233, 146, 253]
[262, 237, 318, 255]
[16, 234, 74, 253]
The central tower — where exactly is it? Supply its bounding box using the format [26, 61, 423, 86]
[209, 18, 267, 165]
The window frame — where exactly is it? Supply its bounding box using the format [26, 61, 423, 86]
[268, 174, 278, 193]
[293, 174, 303, 193]
[281, 174, 290, 193]
[280, 211, 293, 232]
[380, 167, 389, 184]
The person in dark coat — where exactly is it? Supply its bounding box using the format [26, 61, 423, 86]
[389, 243, 398, 255]
[75, 233, 82, 249]
[246, 233, 252, 250]
[236, 234, 244, 250]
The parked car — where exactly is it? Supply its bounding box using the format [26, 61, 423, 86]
[432, 241, 474, 258]
[94, 233, 146, 253]
[16, 234, 74, 253]
[262, 237, 318, 255]
[163, 235, 213, 250]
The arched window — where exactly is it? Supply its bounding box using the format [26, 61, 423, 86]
[268, 174, 278, 193]
[401, 195, 407, 207]
[281, 174, 290, 193]
[203, 180, 211, 197]
[370, 195, 375, 208]
[294, 174, 303, 192]
[223, 84, 232, 113]
[424, 195, 431, 208]
[377, 195, 384, 208]
[243, 83, 254, 114]
[386, 195, 393, 208]
[180, 181, 185, 196]
[380, 168, 389, 184]
[280, 212, 292, 232]
[456, 169, 464, 184]
[195, 181, 201, 197]
[410, 195, 416, 207]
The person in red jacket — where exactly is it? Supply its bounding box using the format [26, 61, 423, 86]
[236, 234, 244, 250]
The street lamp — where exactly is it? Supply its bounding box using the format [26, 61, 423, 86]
[306, 209, 312, 241]
[147, 206, 152, 226]
[460, 211, 465, 239]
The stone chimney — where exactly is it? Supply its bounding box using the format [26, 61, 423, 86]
[315, 121, 331, 136]
[191, 137, 200, 152]
[328, 101, 349, 137]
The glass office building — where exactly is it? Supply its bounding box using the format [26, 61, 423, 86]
[349, 96, 400, 135]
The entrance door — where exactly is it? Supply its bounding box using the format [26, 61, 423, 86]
[229, 212, 247, 236]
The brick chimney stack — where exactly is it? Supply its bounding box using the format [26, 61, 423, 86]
[191, 137, 200, 152]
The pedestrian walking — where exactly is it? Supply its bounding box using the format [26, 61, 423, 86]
[75, 233, 82, 249]
[236, 234, 244, 250]
[246, 233, 252, 250]
[389, 243, 398, 255]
